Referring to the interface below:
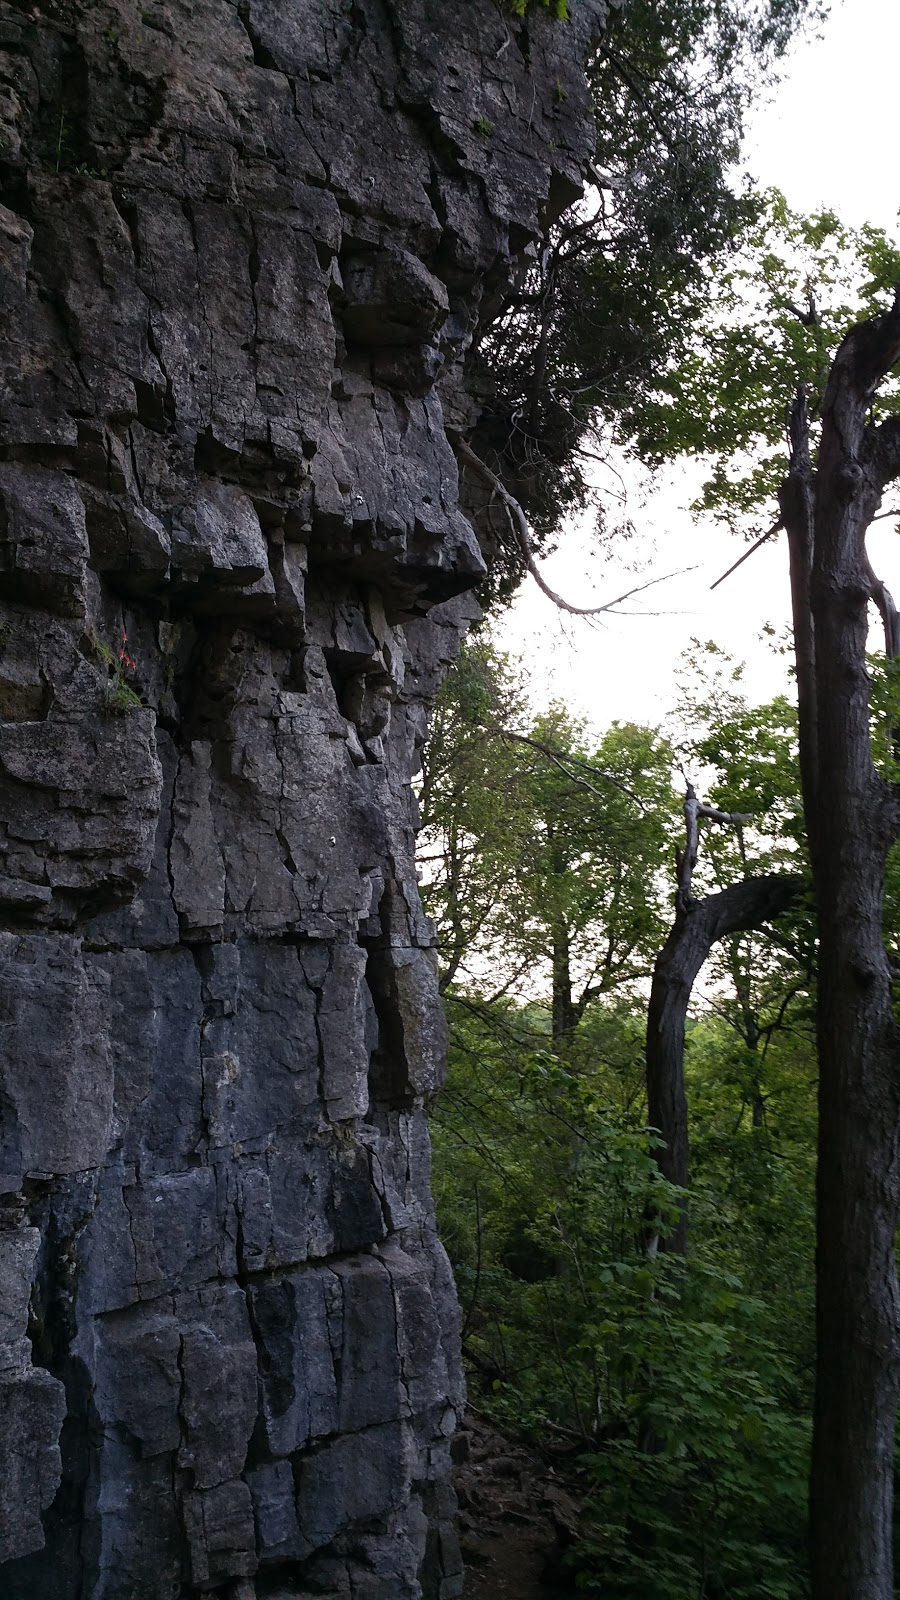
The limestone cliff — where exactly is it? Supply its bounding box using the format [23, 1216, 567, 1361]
[0, 2, 606, 1594]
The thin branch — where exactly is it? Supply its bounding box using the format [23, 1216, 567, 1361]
[758, 983, 805, 1046]
[757, 921, 813, 972]
[709, 519, 782, 592]
[458, 440, 690, 615]
[499, 729, 645, 808]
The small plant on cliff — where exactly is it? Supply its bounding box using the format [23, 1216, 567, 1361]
[92, 629, 141, 715]
[502, 0, 569, 17]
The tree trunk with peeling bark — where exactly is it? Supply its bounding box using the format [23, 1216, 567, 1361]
[779, 289, 900, 1600]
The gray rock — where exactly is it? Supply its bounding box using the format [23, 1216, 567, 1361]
[0, 0, 606, 1592]
[249, 1269, 340, 1455]
[176, 1284, 259, 1489]
[183, 1478, 257, 1586]
[247, 1458, 304, 1561]
[295, 1420, 412, 1554]
[0, 1368, 66, 1563]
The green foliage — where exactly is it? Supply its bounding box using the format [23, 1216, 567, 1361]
[103, 679, 142, 715]
[869, 654, 900, 982]
[432, 996, 813, 1597]
[628, 191, 900, 531]
[91, 629, 142, 715]
[868, 652, 900, 786]
[673, 639, 807, 866]
[418, 641, 531, 989]
[500, 0, 569, 17]
[578, 1337, 810, 1599]
[687, 1020, 817, 1388]
[419, 640, 677, 1009]
[470, 0, 826, 585]
[428, 641, 817, 1595]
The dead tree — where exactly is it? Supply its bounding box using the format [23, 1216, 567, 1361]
[779, 289, 900, 1600]
[645, 786, 801, 1254]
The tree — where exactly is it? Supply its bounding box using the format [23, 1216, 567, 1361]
[626, 192, 900, 541]
[417, 642, 530, 991]
[645, 784, 802, 1253]
[461, 2, 827, 599]
[425, 656, 819, 1598]
[618, 200, 900, 1599]
[419, 642, 676, 1035]
[781, 304, 900, 1600]
[518, 710, 674, 1045]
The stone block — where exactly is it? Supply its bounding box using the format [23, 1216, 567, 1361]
[183, 1479, 257, 1586]
[295, 1421, 411, 1553]
[175, 1283, 258, 1488]
[0, 1368, 66, 1563]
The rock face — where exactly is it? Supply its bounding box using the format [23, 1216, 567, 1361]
[0, 2, 605, 1594]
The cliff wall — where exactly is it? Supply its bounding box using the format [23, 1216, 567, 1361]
[0, 2, 606, 1594]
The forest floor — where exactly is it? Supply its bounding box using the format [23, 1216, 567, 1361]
[454, 1410, 587, 1599]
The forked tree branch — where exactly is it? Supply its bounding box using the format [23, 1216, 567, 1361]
[646, 870, 804, 1256]
[822, 282, 900, 416]
[675, 784, 753, 910]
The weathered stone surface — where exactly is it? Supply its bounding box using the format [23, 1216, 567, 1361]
[0, 1210, 67, 1563]
[0, 0, 605, 1592]
[0, 1366, 67, 1564]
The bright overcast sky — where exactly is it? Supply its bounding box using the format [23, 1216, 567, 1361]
[495, 0, 900, 736]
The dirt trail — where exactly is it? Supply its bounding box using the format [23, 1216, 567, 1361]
[454, 1413, 586, 1599]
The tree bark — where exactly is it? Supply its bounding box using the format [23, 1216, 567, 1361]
[551, 916, 576, 1046]
[780, 290, 900, 1600]
[645, 874, 802, 1253]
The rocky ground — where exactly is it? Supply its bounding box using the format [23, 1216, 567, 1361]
[454, 1412, 587, 1599]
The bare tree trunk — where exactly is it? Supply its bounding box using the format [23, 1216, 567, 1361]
[780, 293, 900, 1600]
[645, 874, 801, 1253]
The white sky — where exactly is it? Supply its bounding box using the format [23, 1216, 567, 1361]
[495, 0, 900, 735]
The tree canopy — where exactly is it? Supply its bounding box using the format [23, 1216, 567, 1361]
[631, 192, 900, 530]
[440, 3, 900, 1591]
[423, 639, 817, 1595]
[465, 0, 829, 597]
[419, 643, 675, 1026]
